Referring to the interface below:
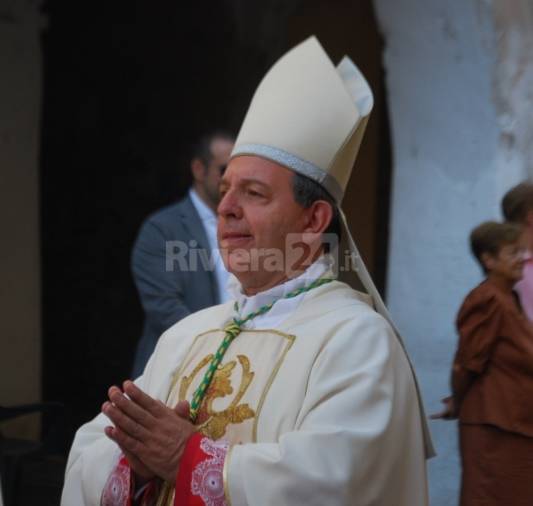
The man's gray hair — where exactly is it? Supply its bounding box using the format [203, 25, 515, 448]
[291, 173, 341, 247]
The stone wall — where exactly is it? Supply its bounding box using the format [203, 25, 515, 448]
[374, 0, 532, 503]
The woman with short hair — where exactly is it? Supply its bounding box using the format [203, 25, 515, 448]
[433, 221, 533, 506]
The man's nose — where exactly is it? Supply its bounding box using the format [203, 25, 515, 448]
[217, 190, 242, 218]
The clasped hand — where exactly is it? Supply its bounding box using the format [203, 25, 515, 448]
[102, 380, 195, 484]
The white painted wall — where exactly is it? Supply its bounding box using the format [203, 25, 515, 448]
[373, 0, 531, 504]
[492, 2, 533, 182]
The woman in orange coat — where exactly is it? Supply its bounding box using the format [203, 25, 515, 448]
[433, 221, 533, 506]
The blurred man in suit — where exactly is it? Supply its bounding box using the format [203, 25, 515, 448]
[131, 131, 235, 376]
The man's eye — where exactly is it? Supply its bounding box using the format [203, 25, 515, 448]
[247, 189, 262, 197]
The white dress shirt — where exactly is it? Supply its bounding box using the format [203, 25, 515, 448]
[189, 188, 230, 303]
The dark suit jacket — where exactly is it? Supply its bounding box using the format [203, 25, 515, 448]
[131, 194, 219, 377]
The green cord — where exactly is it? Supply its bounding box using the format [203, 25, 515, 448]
[188, 277, 334, 422]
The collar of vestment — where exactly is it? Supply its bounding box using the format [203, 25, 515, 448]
[226, 255, 334, 330]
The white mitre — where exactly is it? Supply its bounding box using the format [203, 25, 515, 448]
[232, 36, 371, 204]
[231, 35, 435, 458]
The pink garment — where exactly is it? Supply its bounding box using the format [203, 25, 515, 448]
[515, 259, 533, 321]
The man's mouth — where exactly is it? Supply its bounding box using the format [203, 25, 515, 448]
[219, 232, 253, 248]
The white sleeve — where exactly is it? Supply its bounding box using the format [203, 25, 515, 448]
[60, 411, 121, 506]
[60, 343, 161, 506]
[225, 315, 427, 506]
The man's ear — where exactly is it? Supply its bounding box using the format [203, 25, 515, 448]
[191, 158, 207, 183]
[303, 200, 334, 236]
[480, 252, 495, 272]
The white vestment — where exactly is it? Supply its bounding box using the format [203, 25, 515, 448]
[62, 262, 429, 506]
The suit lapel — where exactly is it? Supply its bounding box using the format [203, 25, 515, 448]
[178, 194, 211, 252]
[178, 194, 219, 303]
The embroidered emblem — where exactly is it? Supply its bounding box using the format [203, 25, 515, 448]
[191, 438, 229, 506]
[101, 456, 130, 506]
[180, 354, 256, 439]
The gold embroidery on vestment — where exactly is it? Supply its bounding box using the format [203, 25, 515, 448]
[179, 353, 213, 402]
[179, 354, 256, 440]
[166, 328, 226, 405]
[250, 329, 296, 441]
[159, 329, 296, 506]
